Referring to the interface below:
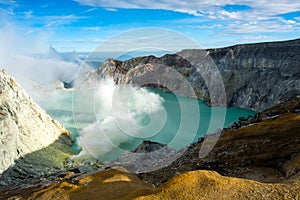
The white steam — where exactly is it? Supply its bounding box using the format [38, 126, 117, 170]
[0, 23, 79, 100]
[73, 78, 166, 160]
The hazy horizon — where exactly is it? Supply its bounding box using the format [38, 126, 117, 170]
[55, 37, 300, 54]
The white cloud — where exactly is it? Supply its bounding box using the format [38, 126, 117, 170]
[42, 15, 83, 28]
[74, 0, 300, 19]
[105, 8, 118, 12]
[83, 26, 101, 31]
[243, 35, 277, 41]
[206, 9, 246, 20]
[0, 0, 17, 6]
[80, 8, 97, 13]
[0, 22, 79, 94]
[187, 24, 223, 29]
[281, 19, 297, 25]
[0, 0, 18, 16]
[74, 0, 300, 35]
[22, 10, 33, 18]
[224, 20, 300, 34]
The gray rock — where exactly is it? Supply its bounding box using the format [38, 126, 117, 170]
[81, 38, 300, 111]
[0, 69, 73, 175]
[106, 140, 187, 173]
[131, 140, 167, 153]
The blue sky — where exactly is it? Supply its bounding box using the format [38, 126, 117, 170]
[0, 0, 300, 52]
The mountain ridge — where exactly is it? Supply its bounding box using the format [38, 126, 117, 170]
[80, 38, 300, 111]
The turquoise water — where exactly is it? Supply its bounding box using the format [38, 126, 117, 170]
[117, 89, 256, 151]
[43, 88, 256, 160]
[152, 89, 253, 137]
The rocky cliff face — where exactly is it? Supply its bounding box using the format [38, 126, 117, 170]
[0, 70, 72, 174]
[89, 38, 300, 111]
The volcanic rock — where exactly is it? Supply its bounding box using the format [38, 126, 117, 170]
[83, 38, 300, 111]
[0, 70, 73, 182]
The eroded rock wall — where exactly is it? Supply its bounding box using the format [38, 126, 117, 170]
[92, 39, 300, 111]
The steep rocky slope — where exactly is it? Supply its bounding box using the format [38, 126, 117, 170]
[84, 38, 300, 111]
[0, 70, 73, 179]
